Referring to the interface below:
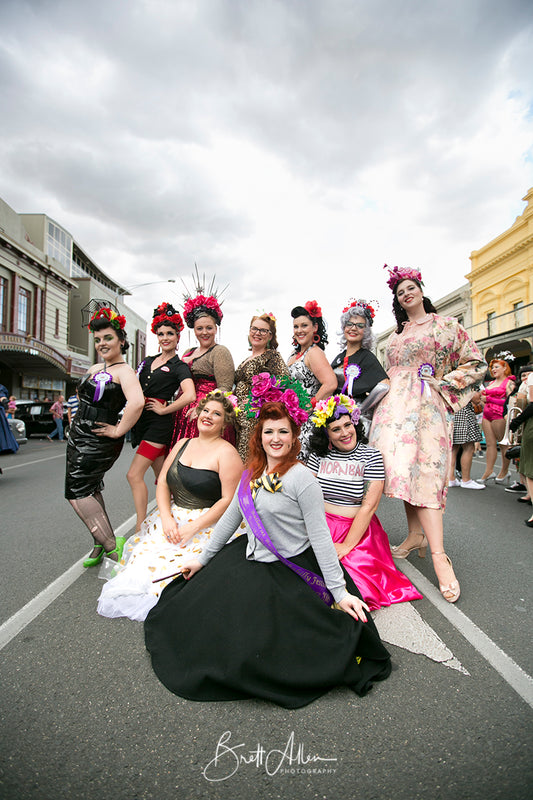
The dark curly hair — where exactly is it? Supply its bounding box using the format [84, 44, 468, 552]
[291, 305, 328, 351]
[392, 278, 437, 334]
[308, 412, 367, 458]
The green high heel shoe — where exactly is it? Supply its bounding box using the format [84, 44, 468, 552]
[105, 536, 126, 563]
[83, 544, 105, 568]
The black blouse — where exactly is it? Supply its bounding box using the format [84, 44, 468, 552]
[139, 355, 192, 400]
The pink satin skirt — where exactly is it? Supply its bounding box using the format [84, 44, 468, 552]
[170, 377, 236, 448]
[325, 511, 422, 610]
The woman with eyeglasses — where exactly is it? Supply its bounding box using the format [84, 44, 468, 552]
[233, 313, 288, 459]
[330, 300, 389, 417]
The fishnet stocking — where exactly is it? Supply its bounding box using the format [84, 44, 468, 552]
[69, 492, 117, 559]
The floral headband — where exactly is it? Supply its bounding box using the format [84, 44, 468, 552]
[244, 373, 312, 427]
[493, 350, 515, 362]
[151, 302, 184, 334]
[311, 394, 361, 428]
[384, 264, 423, 292]
[183, 294, 223, 327]
[203, 389, 241, 416]
[88, 307, 126, 331]
[342, 299, 377, 324]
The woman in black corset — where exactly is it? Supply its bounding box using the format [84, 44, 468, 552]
[65, 307, 144, 567]
[97, 391, 242, 620]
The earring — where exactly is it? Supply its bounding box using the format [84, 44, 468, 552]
[313, 334, 321, 343]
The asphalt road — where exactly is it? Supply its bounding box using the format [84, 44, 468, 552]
[0, 440, 532, 800]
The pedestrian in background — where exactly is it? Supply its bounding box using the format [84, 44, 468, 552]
[48, 395, 65, 441]
[66, 389, 79, 427]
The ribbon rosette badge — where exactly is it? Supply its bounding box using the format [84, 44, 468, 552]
[417, 363, 435, 397]
[343, 363, 362, 395]
[93, 370, 112, 402]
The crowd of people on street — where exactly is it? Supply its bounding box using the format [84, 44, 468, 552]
[4, 264, 532, 706]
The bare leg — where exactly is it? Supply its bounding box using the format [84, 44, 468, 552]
[127, 445, 165, 531]
[449, 445, 460, 482]
[417, 506, 460, 602]
[493, 417, 509, 479]
[459, 443, 475, 482]
[481, 418, 498, 479]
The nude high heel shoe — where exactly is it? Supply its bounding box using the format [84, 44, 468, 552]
[391, 532, 428, 559]
[431, 551, 460, 603]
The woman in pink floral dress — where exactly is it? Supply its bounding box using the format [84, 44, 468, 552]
[370, 266, 486, 602]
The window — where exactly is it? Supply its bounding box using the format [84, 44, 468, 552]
[487, 311, 496, 337]
[55, 308, 60, 337]
[46, 221, 72, 273]
[18, 288, 31, 335]
[513, 301, 524, 327]
[0, 276, 7, 331]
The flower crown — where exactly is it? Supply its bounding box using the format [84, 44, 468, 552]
[181, 265, 226, 327]
[256, 310, 276, 322]
[88, 307, 126, 331]
[244, 373, 312, 427]
[342, 298, 377, 323]
[311, 394, 361, 428]
[204, 389, 241, 416]
[384, 264, 423, 292]
[151, 302, 184, 334]
[183, 294, 223, 327]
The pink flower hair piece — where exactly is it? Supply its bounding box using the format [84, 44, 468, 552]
[384, 264, 423, 292]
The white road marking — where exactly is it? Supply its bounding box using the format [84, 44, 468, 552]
[2, 453, 66, 471]
[1, 503, 532, 712]
[0, 500, 157, 651]
[398, 559, 533, 710]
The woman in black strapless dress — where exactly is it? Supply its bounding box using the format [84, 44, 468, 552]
[65, 308, 144, 567]
[97, 391, 242, 620]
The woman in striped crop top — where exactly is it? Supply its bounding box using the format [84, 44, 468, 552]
[307, 395, 422, 610]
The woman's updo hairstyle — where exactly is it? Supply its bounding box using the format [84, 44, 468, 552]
[196, 390, 238, 427]
[291, 301, 328, 351]
[89, 314, 130, 353]
[249, 313, 279, 350]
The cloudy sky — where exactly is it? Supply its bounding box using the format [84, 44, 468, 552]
[1, 0, 532, 362]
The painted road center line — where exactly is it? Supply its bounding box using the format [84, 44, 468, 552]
[0, 500, 157, 651]
[2, 453, 66, 471]
[399, 559, 533, 710]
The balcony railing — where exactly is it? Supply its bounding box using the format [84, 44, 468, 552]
[466, 303, 533, 341]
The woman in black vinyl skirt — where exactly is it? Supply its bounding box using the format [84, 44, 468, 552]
[66, 307, 144, 568]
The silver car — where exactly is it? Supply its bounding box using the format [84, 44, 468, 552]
[8, 416, 27, 444]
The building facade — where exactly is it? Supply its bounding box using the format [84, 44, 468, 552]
[466, 187, 533, 371]
[0, 197, 147, 400]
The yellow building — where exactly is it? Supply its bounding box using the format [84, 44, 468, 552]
[466, 187, 533, 369]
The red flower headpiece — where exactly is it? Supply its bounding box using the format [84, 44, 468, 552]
[384, 264, 423, 292]
[183, 294, 223, 327]
[151, 302, 184, 334]
[304, 300, 322, 318]
[342, 299, 377, 319]
[88, 307, 126, 331]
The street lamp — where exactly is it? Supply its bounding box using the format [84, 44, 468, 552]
[117, 278, 176, 298]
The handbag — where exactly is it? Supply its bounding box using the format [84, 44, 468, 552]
[505, 444, 521, 460]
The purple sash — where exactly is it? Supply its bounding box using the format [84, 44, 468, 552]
[237, 472, 334, 606]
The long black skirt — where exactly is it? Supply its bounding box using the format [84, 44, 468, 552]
[144, 537, 391, 709]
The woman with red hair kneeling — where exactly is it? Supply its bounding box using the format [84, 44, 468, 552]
[144, 378, 391, 709]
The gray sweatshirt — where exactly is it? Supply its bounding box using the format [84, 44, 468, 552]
[197, 463, 348, 603]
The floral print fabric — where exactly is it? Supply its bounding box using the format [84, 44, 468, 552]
[370, 314, 486, 509]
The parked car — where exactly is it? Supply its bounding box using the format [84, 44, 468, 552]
[14, 400, 70, 439]
[7, 416, 27, 444]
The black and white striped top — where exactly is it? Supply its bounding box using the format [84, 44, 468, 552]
[307, 443, 385, 506]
